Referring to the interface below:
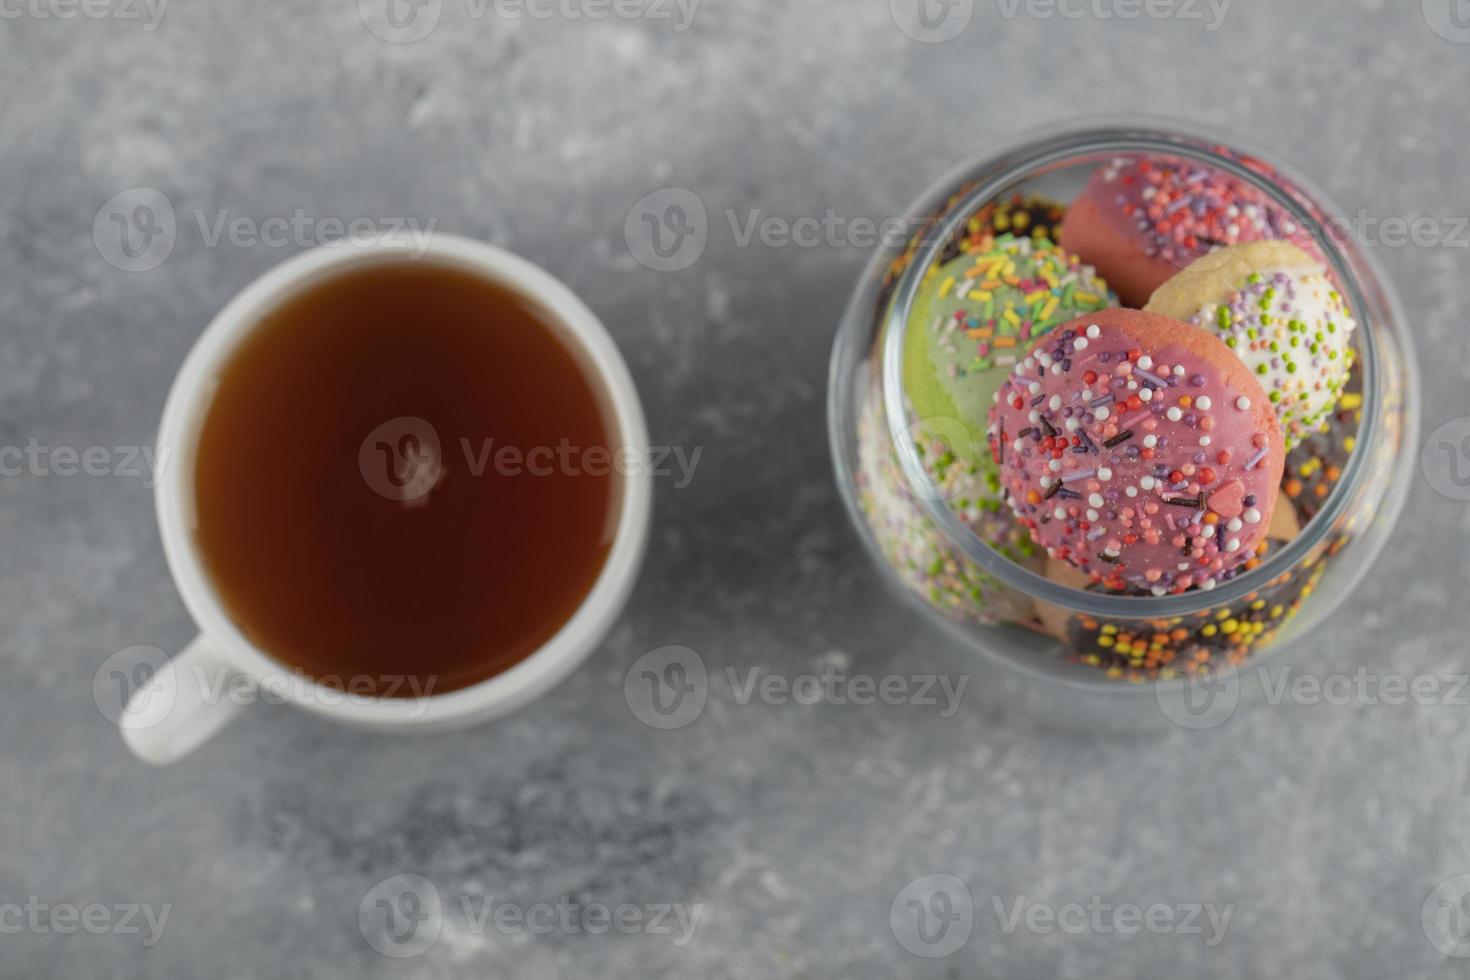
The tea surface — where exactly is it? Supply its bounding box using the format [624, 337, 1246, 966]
[193, 261, 619, 695]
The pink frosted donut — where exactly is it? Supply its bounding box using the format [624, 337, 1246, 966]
[988, 309, 1285, 595]
[1060, 156, 1318, 308]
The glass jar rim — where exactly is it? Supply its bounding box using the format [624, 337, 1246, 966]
[880, 116, 1386, 618]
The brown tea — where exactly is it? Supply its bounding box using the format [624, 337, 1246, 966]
[192, 261, 620, 696]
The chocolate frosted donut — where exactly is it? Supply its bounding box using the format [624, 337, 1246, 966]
[988, 309, 1285, 595]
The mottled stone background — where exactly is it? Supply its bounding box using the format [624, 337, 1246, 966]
[5, 0, 1470, 976]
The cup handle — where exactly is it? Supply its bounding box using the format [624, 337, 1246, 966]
[121, 635, 249, 766]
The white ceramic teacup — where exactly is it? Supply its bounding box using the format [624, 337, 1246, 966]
[121, 235, 651, 765]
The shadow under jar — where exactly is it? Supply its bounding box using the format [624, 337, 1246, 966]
[828, 120, 1419, 689]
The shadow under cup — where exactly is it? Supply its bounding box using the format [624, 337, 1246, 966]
[829, 120, 1420, 691]
[177, 251, 639, 700]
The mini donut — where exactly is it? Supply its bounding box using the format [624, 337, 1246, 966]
[880, 194, 1069, 307]
[1060, 156, 1316, 308]
[988, 309, 1285, 594]
[1145, 240, 1356, 449]
[855, 381, 1039, 626]
[904, 233, 1115, 468]
[1032, 494, 1302, 646]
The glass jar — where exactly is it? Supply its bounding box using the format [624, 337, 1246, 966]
[828, 119, 1419, 690]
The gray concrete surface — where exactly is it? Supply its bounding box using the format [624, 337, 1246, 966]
[5, 1, 1470, 976]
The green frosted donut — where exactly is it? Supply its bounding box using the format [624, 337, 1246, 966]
[902, 234, 1115, 474]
